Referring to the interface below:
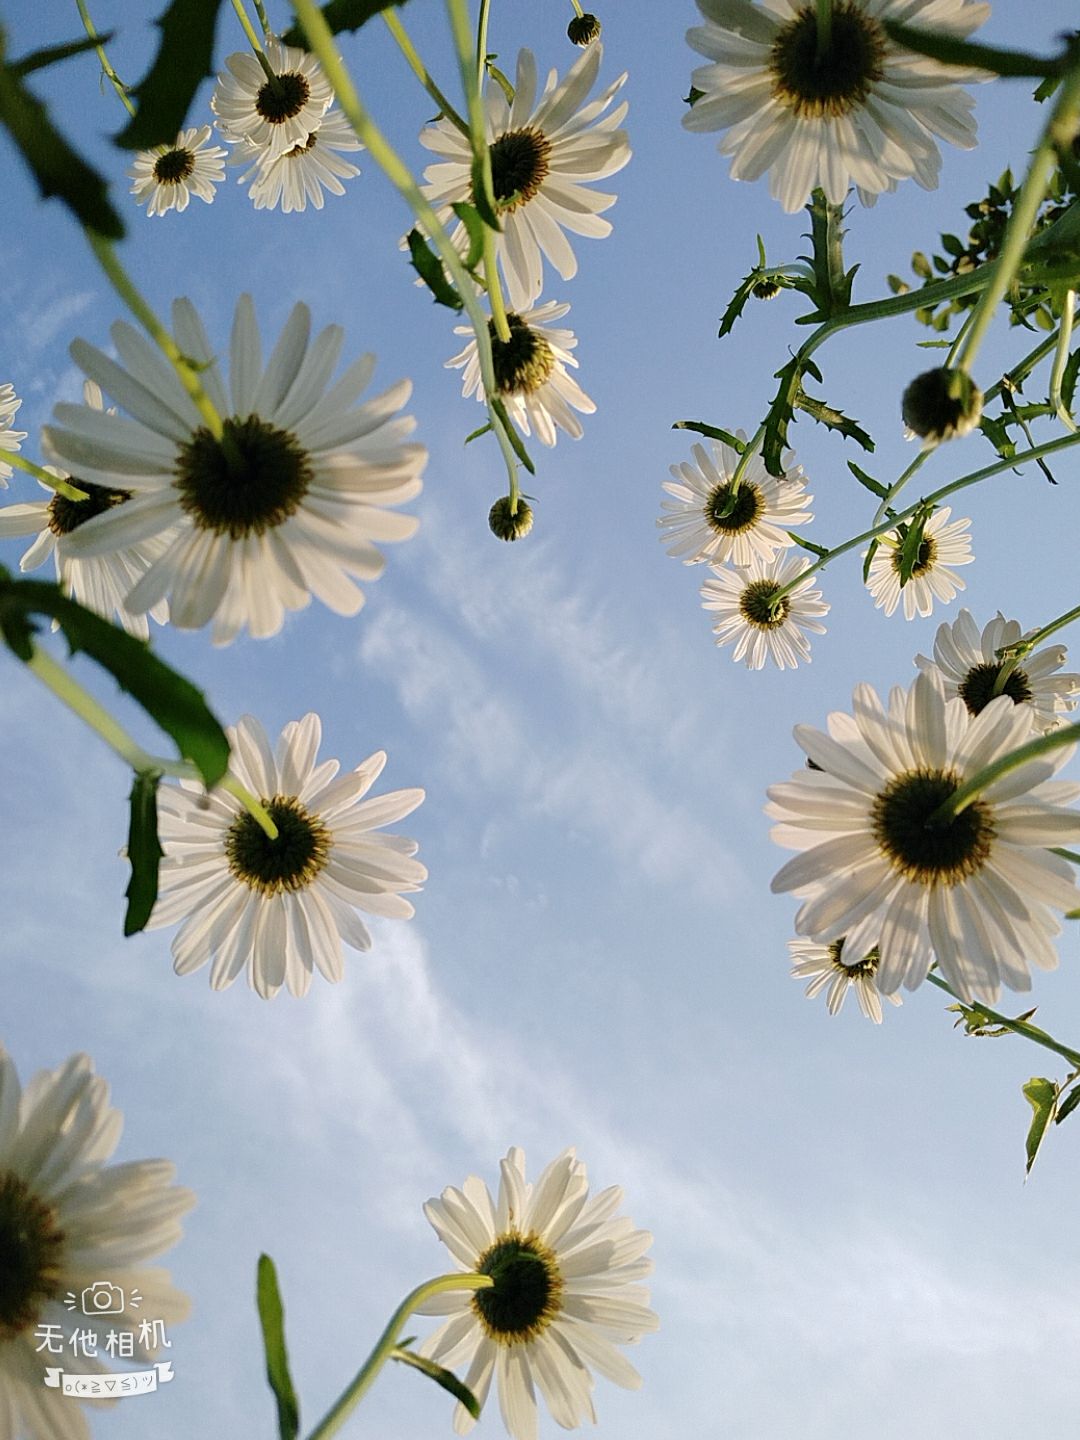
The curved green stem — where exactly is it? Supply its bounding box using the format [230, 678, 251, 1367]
[304, 1273, 493, 1440]
[930, 717, 1080, 825]
[729, 419, 768, 495]
[75, 0, 135, 116]
[27, 646, 155, 770]
[252, 0, 275, 41]
[1049, 291, 1077, 431]
[231, 0, 279, 86]
[476, 0, 493, 82]
[221, 774, 278, 839]
[4, 448, 88, 500]
[382, 11, 470, 136]
[871, 446, 930, 527]
[926, 971, 1080, 1070]
[1000, 601, 1080, 660]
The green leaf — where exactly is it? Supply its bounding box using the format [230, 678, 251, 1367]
[0, 39, 124, 238]
[405, 229, 463, 310]
[282, 0, 411, 46]
[469, 153, 502, 231]
[672, 421, 746, 452]
[763, 356, 804, 477]
[256, 1256, 300, 1440]
[896, 509, 929, 586]
[1061, 346, 1080, 413]
[847, 461, 888, 498]
[115, 0, 225, 150]
[11, 33, 116, 78]
[464, 422, 493, 444]
[1055, 1082, 1080, 1125]
[787, 531, 828, 558]
[0, 575, 230, 786]
[794, 387, 875, 452]
[390, 1344, 482, 1420]
[684, 85, 704, 106]
[124, 772, 164, 937]
[490, 397, 535, 475]
[883, 22, 1060, 78]
[451, 201, 487, 271]
[1022, 1076, 1058, 1176]
[485, 62, 515, 108]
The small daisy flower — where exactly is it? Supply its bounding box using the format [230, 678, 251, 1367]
[701, 550, 829, 670]
[44, 294, 424, 645]
[129, 125, 228, 216]
[0, 1047, 192, 1440]
[683, 0, 989, 213]
[148, 713, 425, 999]
[788, 936, 902, 1022]
[917, 609, 1080, 735]
[658, 433, 812, 566]
[419, 44, 630, 310]
[234, 106, 362, 212]
[865, 506, 973, 621]
[418, 1146, 657, 1440]
[768, 669, 1080, 1004]
[448, 300, 595, 447]
[212, 36, 333, 163]
[0, 382, 28, 487]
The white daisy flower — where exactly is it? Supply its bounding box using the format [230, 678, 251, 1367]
[417, 1146, 657, 1440]
[683, 0, 989, 213]
[43, 294, 424, 645]
[917, 609, 1080, 735]
[234, 106, 362, 213]
[0, 1047, 193, 1440]
[129, 125, 228, 216]
[0, 382, 28, 487]
[448, 300, 595, 447]
[419, 45, 630, 310]
[658, 433, 812, 566]
[0, 384, 172, 638]
[864, 506, 973, 621]
[768, 669, 1080, 1004]
[788, 936, 902, 1022]
[701, 550, 829, 669]
[212, 36, 333, 163]
[148, 713, 425, 999]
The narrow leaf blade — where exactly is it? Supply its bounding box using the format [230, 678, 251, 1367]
[406, 229, 463, 310]
[257, 1256, 300, 1440]
[390, 1345, 483, 1420]
[124, 772, 163, 936]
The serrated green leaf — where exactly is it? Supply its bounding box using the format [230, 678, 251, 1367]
[282, 0, 410, 46]
[763, 356, 803, 477]
[257, 1256, 300, 1440]
[115, 0, 224, 150]
[896, 511, 928, 586]
[451, 201, 486, 271]
[1022, 1076, 1058, 1176]
[11, 33, 115, 78]
[1055, 1083, 1080, 1124]
[406, 229, 463, 310]
[717, 271, 759, 340]
[673, 421, 747, 452]
[794, 388, 875, 452]
[490, 397, 535, 475]
[1061, 346, 1080, 412]
[847, 461, 888, 498]
[390, 1345, 482, 1420]
[124, 772, 163, 937]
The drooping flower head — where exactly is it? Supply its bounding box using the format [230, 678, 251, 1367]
[233, 106, 362, 213]
[129, 125, 227, 216]
[865, 506, 973, 621]
[788, 936, 902, 1022]
[701, 550, 829, 669]
[212, 36, 333, 163]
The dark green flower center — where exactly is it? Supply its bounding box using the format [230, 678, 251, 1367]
[473, 1233, 563, 1344]
[0, 1171, 65, 1340]
[828, 938, 881, 978]
[489, 315, 556, 395]
[153, 147, 196, 184]
[770, 2, 885, 119]
[705, 480, 762, 536]
[892, 536, 936, 580]
[225, 795, 330, 895]
[487, 128, 551, 212]
[871, 768, 995, 885]
[739, 578, 790, 630]
[958, 662, 1033, 716]
[48, 478, 131, 536]
[256, 71, 311, 124]
[174, 416, 313, 539]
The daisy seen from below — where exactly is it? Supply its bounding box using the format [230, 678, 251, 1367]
[658, 432, 812, 566]
[419, 44, 630, 310]
[768, 668, 1080, 1004]
[0, 383, 172, 638]
[864, 506, 973, 621]
[148, 713, 425, 999]
[129, 125, 227, 216]
[234, 106, 362, 212]
[448, 301, 595, 447]
[0, 382, 27, 486]
[44, 294, 424, 645]
[0, 1048, 193, 1440]
[418, 1146, 657, 1440]
[682, 0, 989, 213]
[212, 36, 333, 163]
[916, 608, 1080, 734]
[788, 937, 902, 1022]
[701, 550, 829, 670]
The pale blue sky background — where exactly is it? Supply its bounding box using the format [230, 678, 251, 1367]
[4, 1, 1080, 1437]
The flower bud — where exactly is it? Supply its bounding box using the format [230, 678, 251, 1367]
[567, 13, 602, 45]
[901, 367, 983, 443]
[752, 279, 781, 301]
[489, 496, 534, 541]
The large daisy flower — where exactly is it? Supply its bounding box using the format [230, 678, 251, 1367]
[418, 1147, 656, 1440]
[419, 45, 630, 311]
[768, 669, 1080, 1003]
[44, 295, 424, 645]
[916, 609, 1080, 735]
[0, 382, 27, 487]
[683, 0, 989, 213]
[0, 1047, 193, 1440]
[701, 550, 829, 669]
[148, 713, 425, 999]
[448, 300, 595, 447]
[212, 37, 333, 163]
[658, 433, 812, 566]
[234, 107, 362, 213]
[864, 506, 972, 621]
[129, 125, 227, 216]
[788, 936, 902, 1022]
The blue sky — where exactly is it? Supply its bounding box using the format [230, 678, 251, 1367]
[5, 0, 1080, 1437]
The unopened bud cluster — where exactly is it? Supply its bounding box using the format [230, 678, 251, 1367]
[489, 496, 534, 541]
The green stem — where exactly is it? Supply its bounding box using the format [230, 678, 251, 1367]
[1001, 600, 1080, 660]
[86, 234, 225, 440]
[4, 448, 88, 500]
[728, 419, 768, 495]
[926, 971, 1080, 1070]
[929, 716, 1080, 825]
[221, 774, 278, 839]
[74, 0, 135, 115]
[231, 0, 280, 86]
[1049, 291, 1077, 431]
[304, 1273, 493, 1440]
[1051, 847, 1080, 864]
[27, 646, 155, 770]
[381, 10, 470, 136]
[871, 446, 930, 527]
[476, 0, 493, 83]
[252, 0, 275, 41]
[815, 0, 832, 60]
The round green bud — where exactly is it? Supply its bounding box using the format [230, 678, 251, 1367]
[751, 280, 782, 301]
[489, 496, 534, 541]
[901, 367, 983, 443]
[567, 13, 602, 45]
